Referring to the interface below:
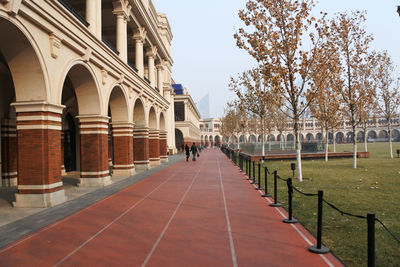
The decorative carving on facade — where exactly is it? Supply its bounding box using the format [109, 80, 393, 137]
[49, 33, 61, 59]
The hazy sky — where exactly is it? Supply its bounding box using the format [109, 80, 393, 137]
[153, 0, 400, 118]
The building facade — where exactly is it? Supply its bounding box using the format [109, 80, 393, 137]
[0, 0, 176, 207]
[225, 117, 400, 144]
[173, 84, 201, 151]
[200, 118, 222, 147]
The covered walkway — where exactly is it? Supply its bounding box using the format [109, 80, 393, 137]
[0, 150, 342, 266]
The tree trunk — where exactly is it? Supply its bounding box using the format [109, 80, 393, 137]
[363, 122, 368, 152]
[388, 122, 393, 159]
[294, 118, 303, 182]
[352, 125, 357, 169]
[325, 126, 329, 162]
[261, 118, 265, 161]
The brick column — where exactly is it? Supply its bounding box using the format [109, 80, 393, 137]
[159, 130, 168, 163]
[11, 102, 67, 207]
[112, 122, 135, 176]
[78, 115, 111, 187]
[1, 119, 17, 187]
[61, 131, 66, 175]
[149, 129, 160, 166]
[133, 127, 150, 171]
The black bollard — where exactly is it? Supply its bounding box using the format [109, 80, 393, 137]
[309, 190, 329, 254]
[251, 161, 256, 184]
[256, 163, 262, 190]
[246, 158, 251, 180]
[283, 178, 298, 223]
[269, 171, 282, 207]
[262, 167, 271, 197]
[367, 213, 375, 267]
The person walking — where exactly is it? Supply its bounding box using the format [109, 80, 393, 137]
[191, 142, 198, 161]
[185, 144, 190, 162]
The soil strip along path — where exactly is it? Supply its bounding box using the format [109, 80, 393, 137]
[0, 150, 343, 266]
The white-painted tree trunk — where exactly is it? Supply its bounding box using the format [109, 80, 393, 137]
[388, 125, 393, 159]
[296, 131, 303, 182]
[325, 127, 329, 162]
[363, 124, 368, 152]
[353, 129, 357, 169]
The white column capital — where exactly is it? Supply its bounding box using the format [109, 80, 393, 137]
[112, 0, 131, 21]
[133, 27, 147, 42]
[145, 46, 157, 58]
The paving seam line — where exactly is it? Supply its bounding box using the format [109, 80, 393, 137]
[0, 155, 184, 251]
[54, 167, 183, 266]
[141, 162, 204, 267]
[241, 165, 336, 267]
[216, 155, 238, 267]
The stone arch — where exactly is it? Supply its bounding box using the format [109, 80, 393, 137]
[268, 135, 275, 142]
[258, 135, 263, 142]
[336, 132, 344, 143]
[287, 134, 294, 142]
[239, 135, 246, 143]
[306, 133, 314, 142]
[392, 129, 400, 141]
[214, 135, 221, 146]
[367, 130, 377, 141]
[357, 131, 364, 142]
[378, 130, 388, 140]
[175, 128, 184, 151]
[60, 62, 101, 115]
[148, 106, 157, 129]
[107, 85, 129, 123]
[299, 134, 304, 142]
[249, 134, 256, 143]
[0, 17, 48, 102]
[159, 112, 166, 130]
[316, 133, 323, 141]
[277, 134, 283, 142]
[133, 97, 146, 127]
[346, 132, 354, 143]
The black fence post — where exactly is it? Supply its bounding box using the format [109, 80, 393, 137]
[309, 190, 329, 254]
[269, 171, 282, 207]
[262, 166, 271, 197]
[256, 163, 262, 190]
[283, 178, 298, 223]
[367, 213, 375, 267]
[246, 157, 251, 180]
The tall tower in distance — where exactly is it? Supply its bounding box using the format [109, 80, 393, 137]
[197, 93, 210, 119]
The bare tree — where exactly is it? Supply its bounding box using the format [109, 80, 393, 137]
[308, 44, 342, 161]
[329, 11, 374, 168]
[374, 51, 400, 158]
[229, 68, 273, 160]
[235, 0, 327, 181]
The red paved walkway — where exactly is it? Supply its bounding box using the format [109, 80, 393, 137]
[0, 150, 343, 266]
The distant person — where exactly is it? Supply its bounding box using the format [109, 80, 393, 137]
[185, 144, 190, 162]
[191, 142, 198, 161]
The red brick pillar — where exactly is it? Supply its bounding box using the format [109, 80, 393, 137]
[133, 127, 150, 171]
[149, 129, 160, 166]
[78, 115, 111, 187]
[112, 122, 135, 176]
[11, 102, 67, 207]
[159, 131, 168, 163]
[1, 119, 17, 187]
[61, 131, 66, 175]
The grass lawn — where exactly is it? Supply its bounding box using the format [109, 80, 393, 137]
[235, 142, 400, 266]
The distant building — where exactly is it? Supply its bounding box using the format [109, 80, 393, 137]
[173, 84, 201, 151]
[200, 118, 222, 147]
